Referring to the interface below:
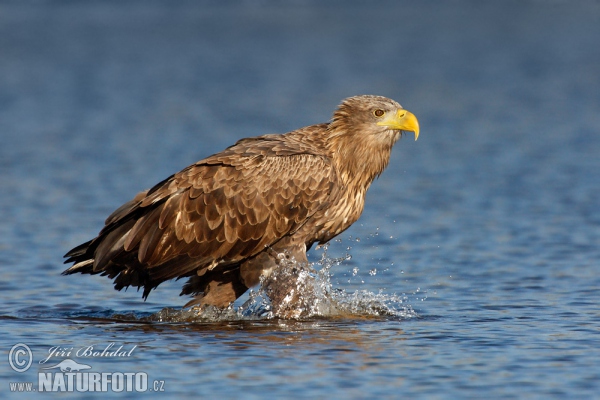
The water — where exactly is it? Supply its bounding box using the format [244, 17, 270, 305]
[1, 1, 599, 398]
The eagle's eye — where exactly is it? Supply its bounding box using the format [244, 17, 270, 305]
[373, 109, 385, 117]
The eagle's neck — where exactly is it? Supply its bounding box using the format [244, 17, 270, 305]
[327, 125, 397, 191]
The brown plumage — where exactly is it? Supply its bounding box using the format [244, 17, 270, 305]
[63, 95, 419, 315]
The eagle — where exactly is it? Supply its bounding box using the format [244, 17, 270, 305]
[63, 95, 419, 317]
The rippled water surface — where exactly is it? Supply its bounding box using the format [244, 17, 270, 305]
[1, 1, 599, 398]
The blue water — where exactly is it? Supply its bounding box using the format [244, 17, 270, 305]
[1, 1, 599, 398]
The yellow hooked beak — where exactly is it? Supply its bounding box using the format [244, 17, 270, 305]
[377, 109, 420, 140]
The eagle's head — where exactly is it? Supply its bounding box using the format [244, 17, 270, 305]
[330, 95, 419, 143]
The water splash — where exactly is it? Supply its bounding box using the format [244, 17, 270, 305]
[148, 245, 418, 322]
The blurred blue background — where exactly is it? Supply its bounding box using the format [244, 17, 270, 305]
[1, 1, 599, 398]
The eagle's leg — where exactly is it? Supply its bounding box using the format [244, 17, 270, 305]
[183, 267, 248, 309]
[185, 242, 318, 318]
[245, 243, 319, 318]
[182, 245, 300, 310]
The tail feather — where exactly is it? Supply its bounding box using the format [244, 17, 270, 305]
[62, 259, 94, 275]
[63, 239, 94, 264]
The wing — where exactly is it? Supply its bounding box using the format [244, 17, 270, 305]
[64, 126, 338, 295]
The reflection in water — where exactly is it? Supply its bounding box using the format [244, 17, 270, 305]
[67, 313, 409, 364]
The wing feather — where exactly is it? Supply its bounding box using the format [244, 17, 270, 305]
[68, 126, 339, 293]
